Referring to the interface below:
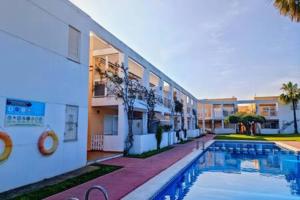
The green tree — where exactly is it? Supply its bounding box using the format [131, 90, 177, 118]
[96, 63, 145, 155]
[225, 113, 266, 135]
[274, 0, 300, 22]
[279, 82, 300, 134]
[155, 126, 163, 150]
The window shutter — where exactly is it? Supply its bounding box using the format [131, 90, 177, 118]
[68, 26, 81, 62]
[64, 105, 79, 141]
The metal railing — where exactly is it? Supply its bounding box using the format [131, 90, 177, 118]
[68, 185, 109, 200]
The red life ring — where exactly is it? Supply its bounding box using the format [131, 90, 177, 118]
[0, 131, 13, 162]
[38, 131, 59, 156]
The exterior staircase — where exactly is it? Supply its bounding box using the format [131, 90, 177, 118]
[278, 119, 300, 133]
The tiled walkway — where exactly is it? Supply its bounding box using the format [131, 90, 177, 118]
[276, 141, 300, 152]
[46, 135, 214, 200]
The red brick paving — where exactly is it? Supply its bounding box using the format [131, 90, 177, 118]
[45, 135, 214, 200]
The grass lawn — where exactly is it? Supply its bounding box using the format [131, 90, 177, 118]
[127, 146, 173, 159]
[9, 164, 121, 200]
[215, 134, 300, 142]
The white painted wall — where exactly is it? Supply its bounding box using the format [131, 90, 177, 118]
[278, 102, 300, 134]
[129, 132, 175, 155]
[214, 128, 235, 134]
[0, 0, 89, 192]
[0, 0, 226, 192]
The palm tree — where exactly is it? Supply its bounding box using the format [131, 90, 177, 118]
[279, 82, 300, 134]
[274, 0, 300, 22]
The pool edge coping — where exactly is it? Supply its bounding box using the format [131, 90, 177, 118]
[216, 139, 300, 153]
[121, 140, 215, 200]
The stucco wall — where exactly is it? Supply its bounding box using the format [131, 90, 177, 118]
[129, 132, 176, 155]
[0, 0, 89, 192]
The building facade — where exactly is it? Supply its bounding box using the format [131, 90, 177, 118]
[198, 96, 300, 134]
[0, 0, 199, 192]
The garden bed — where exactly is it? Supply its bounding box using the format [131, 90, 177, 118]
[5, 164, 121, 200]
[127, 146, 174, 159]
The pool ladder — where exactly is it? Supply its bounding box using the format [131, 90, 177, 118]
[68, 185, 108, 200]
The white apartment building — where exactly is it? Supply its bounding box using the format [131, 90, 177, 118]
[198, 96, 300, 134]
[0, 0, 199, 192]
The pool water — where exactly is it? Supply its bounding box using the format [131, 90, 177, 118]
[152, 141, 300, 200]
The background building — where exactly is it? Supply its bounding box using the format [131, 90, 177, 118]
[198, 96, 300, 134]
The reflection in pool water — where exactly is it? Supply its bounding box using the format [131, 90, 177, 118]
[153, 142, 300, 200]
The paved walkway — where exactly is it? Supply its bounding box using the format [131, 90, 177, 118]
[46, 135, 214, 200]
[276, 141, 300, 152]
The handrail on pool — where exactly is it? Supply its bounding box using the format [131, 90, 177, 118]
[67, 185, 109, 200]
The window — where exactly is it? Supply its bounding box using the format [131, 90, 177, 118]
[64, 105, 79, 141]
[214, 120, 222, 129]
[68, 26, 81, 62]
[149, 72, 160, 88]
[213, 104, 222, 118]
[104, 115, 118, 135]
[259, 104, 277, 117]
[262, 120, 279, 129]
[128, 59, 144, 81]
[224, 122, 235, 129]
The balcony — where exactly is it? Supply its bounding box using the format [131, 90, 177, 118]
[259, 106, 278, 118]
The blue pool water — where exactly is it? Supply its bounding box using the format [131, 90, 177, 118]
[152, 141, 300, 200]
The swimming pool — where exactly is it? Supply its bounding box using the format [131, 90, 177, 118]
[152, 141, 300, 200]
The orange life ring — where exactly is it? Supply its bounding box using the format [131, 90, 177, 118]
[38, 131, 59, 156]
[0, 131, 13, 162]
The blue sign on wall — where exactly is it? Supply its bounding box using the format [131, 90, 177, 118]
[5, 99, 45, 126]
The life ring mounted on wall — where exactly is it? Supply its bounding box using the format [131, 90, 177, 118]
[38, 130, 59, 156]
[0, 131, 13, 162]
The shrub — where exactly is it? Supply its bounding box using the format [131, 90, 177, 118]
[176, 129, 180, 141]
[162, 125, 172, 132]
[156, 126, 163, 150]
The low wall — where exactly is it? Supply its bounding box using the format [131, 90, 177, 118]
[103, 135, 124, 152]
[261, 129, 279, 134]
[130, 132, 175, 155]
[214, 128, 235, 134]
[187, 129, 200, 138]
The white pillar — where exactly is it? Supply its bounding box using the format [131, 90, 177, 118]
[202, 103, 206, 132]
[118, 104, 128, 152]
[143, 68, 150, 89]
[142, 112, 148, 134]
[221, 104, 224, 129]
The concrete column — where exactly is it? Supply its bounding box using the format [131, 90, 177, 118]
[169, 85, 175, 130]
[120, 53, 128, 78]
[143, 68, 150, 89]
[158, 78, 164, 98]
[104, 55, 109, 96]
[221, 104, 224, 129]
[118, 104, 128, 151]
[142, 112, 148, 134]
[105, 55, 109, 70]
[202, 103, 206, 132]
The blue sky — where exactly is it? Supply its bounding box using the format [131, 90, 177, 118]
[70, 0, 300, 99]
